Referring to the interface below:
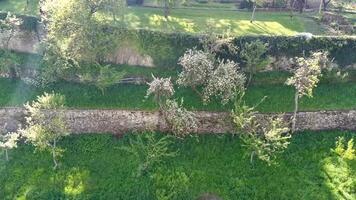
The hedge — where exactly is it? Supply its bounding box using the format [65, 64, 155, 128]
[0, 11, 39, 32]
[121, 29, 356, 67]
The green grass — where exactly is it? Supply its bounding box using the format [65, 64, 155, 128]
[0, 0, 39, 16]
[0, 0, 324, 35]
[0, 131, 355, 199]
[0, 77, 355, 112]
[116, 7, 323, 35]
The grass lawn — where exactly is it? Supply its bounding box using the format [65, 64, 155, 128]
[0, 0, 39, 16]
[0, 131, 355, 199]
[0, 0, 324, 35]
[116, 7, 324, 35]
[0, 77, 355, 112]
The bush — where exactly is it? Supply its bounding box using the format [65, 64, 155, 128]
[115, 30, 356, 68]
[0, 12, 38, 31]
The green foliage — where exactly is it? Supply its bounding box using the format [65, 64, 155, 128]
[333, 137, 356, 160]
[153, 169, 190, 200]
[95, 64, 126, 94]
[240, 40, 269, 82]
[232, 93, 290, 165]
[19, 92, 68, 169]
[164, 99, 197, 138]
[0, 132, 20, 161]
[178, 41, 246, 105]
[286, 52, 328, 98]
[0, 49, 21, 78]
[122, 133, 177, 176]
[122, 32, 356, 68]
[40, 0, 126, 83]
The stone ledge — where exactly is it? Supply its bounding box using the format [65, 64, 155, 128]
[1, 108, 355, 134]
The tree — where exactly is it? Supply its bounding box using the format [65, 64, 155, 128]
[20, 92, 69, 169]
[203, 60, 246, 105]
[146, 76, 197, 137]
[146, 75, 175, 110]
[232, 93, 290, 165]
[0, 132, 20, 161]
[0, 13, 23, 78]
[286, 52, 328, 133]
[40, 0, 126, 83]
[122, 133, 177, 176]
[240, 40, 269, 86]
[177, 49, 214, 97]
[95, 64, 126, 94]
[157, 0, 177, 19]
[164, 99, 197, 138]
[178, 49, 246, 105]
[250, 0, 266, 23]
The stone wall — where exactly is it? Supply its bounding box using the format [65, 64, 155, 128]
[1, 108, 355, 134]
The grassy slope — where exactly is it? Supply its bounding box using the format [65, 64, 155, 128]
[0, 77, 356, 112]
[0, 0, 323, 35]
[0, 131, 355, 199]
[0, 0, 39, 16]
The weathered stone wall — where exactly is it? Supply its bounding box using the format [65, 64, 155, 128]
[1, 108, 355, 134]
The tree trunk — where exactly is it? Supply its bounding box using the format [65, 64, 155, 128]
[250, 151, 255, 166]
[292, 91, 299, 133]
[5, 149, 9, 161]
[298, 0, 304, 13]
[246, 73, 253, 88]
[164, 0, 169, 19]
[250, 5, 257, 23]
[318, 0, 323, 14]
[323, 0, 330, 11]
[52, 139, 58, 170]
[290, 0, 296, 18]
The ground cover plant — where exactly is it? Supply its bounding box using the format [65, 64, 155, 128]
[0, 131, 355, 199]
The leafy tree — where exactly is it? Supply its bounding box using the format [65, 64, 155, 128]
[0, 13, 23, 78]
[95, 64, 126, 94]
[106, 0, 127, 22]
[232, 93, 290, 165]
[20, 92, 69, 170]
[286, 52, 328, 133]
[178, 49, 245, 105]
[146, 76, 197, 137]
[177, 49, 214, 97]
[40, 0, 126, 82]
[203, 60, 246, 105]
[146, 75, 175, 110]
[156, 0, 178, 18]
[240, 40, 269, 86]
[122, 133, 177, 176]
[0, 132, 20, 161]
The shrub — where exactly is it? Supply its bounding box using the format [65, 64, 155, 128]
[164, 99, 197, 138]
[122, 133, 178, 176]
